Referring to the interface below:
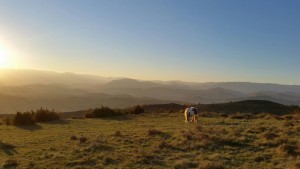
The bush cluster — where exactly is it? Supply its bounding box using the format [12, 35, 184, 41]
[125, 105, 145, 114]
[131, 105, 144, 114]
[13, 112, 35, 126]
[12, 108, 60, 126]
[85, 106, 122, 118]
[35, 108, 60, 122]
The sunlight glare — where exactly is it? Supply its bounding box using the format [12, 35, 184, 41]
[0, 48, 12, 68]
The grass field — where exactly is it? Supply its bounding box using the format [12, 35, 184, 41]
[0, 111, 299, 169]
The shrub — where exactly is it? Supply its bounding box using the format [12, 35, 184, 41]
[35, 108, 60, 122]
[124, 105, 145, 114]
[12, 108, 60, 126]
[132, 105, 144, 114]
[85, 106, 122, 118]
[13, 112, 35, 126]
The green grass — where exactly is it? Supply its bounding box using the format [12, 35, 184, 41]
[0, 112, 299, 169]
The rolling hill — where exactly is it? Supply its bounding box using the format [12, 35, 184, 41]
[0, 69, 300, 114]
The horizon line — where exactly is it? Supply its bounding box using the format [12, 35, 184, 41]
[1, 68, 300, 86]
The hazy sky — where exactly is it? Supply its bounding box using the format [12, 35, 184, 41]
[0, 0, 299, 84]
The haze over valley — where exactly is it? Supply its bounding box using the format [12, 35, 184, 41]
[1, 69, 299, 114]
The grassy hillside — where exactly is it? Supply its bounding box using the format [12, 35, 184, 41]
[0, 110, 299, 169]
[197, 100, 297, 115]
[59, 100, 299, 118]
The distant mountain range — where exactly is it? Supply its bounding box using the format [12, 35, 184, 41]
[0, 69, 299, 114]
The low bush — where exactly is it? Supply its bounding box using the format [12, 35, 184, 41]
[123, 105, 145, 114]
[131, 105, 145, 114]
[35, 108, 60, 122]
[12, 108, 60, 126]
[85, 106, 122, 118]
[13, 112, 35, 126]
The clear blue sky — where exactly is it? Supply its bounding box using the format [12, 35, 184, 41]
[0, 0, 299, 84]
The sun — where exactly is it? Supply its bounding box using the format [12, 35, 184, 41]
[0, 48, 12, 68]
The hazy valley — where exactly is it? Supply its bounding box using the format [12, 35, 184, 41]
[0, 69, 300, 114]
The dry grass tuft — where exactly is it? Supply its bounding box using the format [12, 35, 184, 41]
[220, 113, 229, 118]
[148, 129, 163, 135]
[284, 115, 294, 121]
[277, 143, 298, 157]
[79, 136, 88, 144]
[198, 160, 224, 169]
[1, 159, 18, 169]
[230, 114, 245, 119]
[174, 159, 198, 169]
[85, 135, 111, 152]
[262, 131, 279, 140]
[291, 162, 300, 169]
[181, 131, 194, 141]
[283, 121, 295, 127]
[114, 130, 122, 137]
[70, 135, 77, 140]
[103, 156, 116, 165]
[148, 129, 167, 137]
[158, 141, 174, 150]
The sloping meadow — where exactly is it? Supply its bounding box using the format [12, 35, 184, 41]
[0, 111, 299, 169]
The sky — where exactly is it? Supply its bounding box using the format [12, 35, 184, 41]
[0, 0, 299, 84]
